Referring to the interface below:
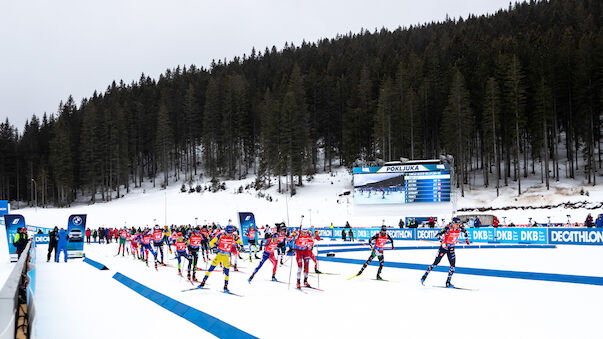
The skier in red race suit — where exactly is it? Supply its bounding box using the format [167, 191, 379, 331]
[174, 233, 189, 276]
[248, 233, 281, 283]
[187, 227, 203, 281]
[421, 217, 470, 288]
[292, 229, 314, 289]
[356, 226, 394, 280]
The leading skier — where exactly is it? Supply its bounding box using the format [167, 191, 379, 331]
[421, 217, 470, 288]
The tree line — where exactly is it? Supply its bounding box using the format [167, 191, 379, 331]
[0, 0, 600, 207]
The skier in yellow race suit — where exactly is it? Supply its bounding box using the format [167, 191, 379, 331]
[198, 225, 243, 293]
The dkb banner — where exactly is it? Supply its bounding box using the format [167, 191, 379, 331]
[4, 214, 26, 262]
[67, 214, 86, 258]
[238, 212, 256, 246]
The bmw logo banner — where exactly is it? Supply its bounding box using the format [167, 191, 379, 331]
[67, 214, 87, 258]
[3, 214, 25, 262]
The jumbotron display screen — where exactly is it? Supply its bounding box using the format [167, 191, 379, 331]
[353, 164, 451, 205]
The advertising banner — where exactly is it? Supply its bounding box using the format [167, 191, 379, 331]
[0, 200, 7, 231]
[238, 212, 256, 246]
[548, 228, 603, 245]
[316, 228, 333, 238]
[4, 214, 26, 262]
[34, 234, 50, 245]
[67, 214, 86, 258]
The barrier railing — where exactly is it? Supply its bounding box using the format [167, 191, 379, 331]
[0, 240, 35, 339]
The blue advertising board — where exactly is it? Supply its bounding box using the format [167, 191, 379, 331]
[238, 212, 256, 246]
[317, 226, 551, 245]
[4, 214, 26, 262]
[34, 234, 50, 245]
[548, 228, 603, 245]
[67, 214, 86, 258]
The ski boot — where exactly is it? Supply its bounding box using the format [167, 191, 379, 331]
[178, 268, 182, 276]
[223, 282, 229, 293]
[248, 274, 254, 283]
[187, 273, 191, 281]
[254, 255, 260, 260]
[420, 273, 428, 285]
[304, 279, 312, 288]
[356, 268, 364, 276]
[271, 275, 278, 282]
[233, 265, 238, 272]
[315, 268, 322, 274]
[296, 279, 301, 289]
[154, 261, 158, 270]
[446, 279, 454, 288]
[145, 259, 149, 267]
[376, 274, 384, 281]
[193, 275, 199, 282]
[198, 277, 207, 289]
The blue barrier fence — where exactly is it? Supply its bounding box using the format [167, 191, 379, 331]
[315, 227, 603, 245]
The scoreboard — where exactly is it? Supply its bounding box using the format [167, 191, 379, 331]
[353, 164, 451, 205]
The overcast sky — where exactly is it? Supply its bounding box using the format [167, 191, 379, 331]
[0, 0, 511, 131]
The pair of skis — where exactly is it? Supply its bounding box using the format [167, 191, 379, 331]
[181, 286, 243, 297]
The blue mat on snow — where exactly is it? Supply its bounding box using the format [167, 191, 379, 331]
[317, 256, 603, 286]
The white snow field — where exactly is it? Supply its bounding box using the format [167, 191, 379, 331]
[33, 240, 603, 339]
[8, 167, 603, 230]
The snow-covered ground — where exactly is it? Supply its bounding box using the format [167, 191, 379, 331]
[33, 240, 603, 339]
[6, 166, 603, 230]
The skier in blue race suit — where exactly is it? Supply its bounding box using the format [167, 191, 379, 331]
[56, 228, 69, 262]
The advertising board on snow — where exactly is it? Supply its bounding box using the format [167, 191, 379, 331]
[3, 214, 25, 262]
[548, 228, 603, 245]
[67, 214, 86, 258]
[238, 212, 256, 246]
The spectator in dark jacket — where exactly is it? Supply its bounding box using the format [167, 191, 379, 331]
[92, 229, 97, 243]
[585, 214, 594, 227]
[474, 217, 481, 228]
[47, 226, 59, 262]
[596, 214, 603, 228]
[99, 228, 105, 244]
[342, 229, 347, 241]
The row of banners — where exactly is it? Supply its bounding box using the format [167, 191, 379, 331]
[3, 213, 87, 262]
[317, 227, 603, 245]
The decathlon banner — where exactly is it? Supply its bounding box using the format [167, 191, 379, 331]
[67, 214, 86, 258]
[238, 212, 256, 246]
[34, 234, 50, 245]
[548, 228, 603, 245]
[4, 214, 25, 262]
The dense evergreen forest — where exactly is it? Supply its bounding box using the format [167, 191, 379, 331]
[0, 0, 601, 207]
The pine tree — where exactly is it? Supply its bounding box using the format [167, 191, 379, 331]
[441, 68, 473, 197]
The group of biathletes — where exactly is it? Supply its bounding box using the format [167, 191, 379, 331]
[111, 216, 470, 293]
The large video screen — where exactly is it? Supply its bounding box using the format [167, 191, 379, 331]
[353, 164, 451, 205]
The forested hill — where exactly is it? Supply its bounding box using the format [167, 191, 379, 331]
[0, 0, 601, 207]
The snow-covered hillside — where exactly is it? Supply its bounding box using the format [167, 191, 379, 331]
[8, 166, 603, 229]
